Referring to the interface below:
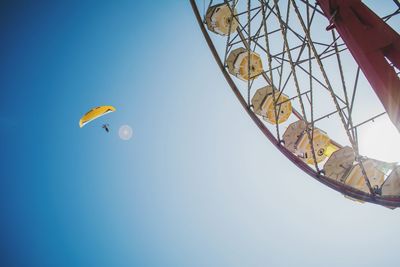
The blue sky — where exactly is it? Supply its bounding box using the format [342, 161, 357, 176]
[1, 1, 400, 267]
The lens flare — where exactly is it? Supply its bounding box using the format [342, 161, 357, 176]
[118, 125, 133, 140]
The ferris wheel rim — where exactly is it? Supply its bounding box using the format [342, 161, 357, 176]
[190, 0, 400, 208]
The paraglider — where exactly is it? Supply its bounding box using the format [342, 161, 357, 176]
[79, 105, 116, 131]
[79, 105, 134, 140]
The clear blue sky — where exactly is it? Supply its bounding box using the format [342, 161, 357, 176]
[1, 1, 400, 267]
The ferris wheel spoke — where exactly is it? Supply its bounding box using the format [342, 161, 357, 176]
[349, 112, 387, 132]
[261, 1, 283, 139]
[231, 27, 281, 46]
[299, 0, 324, 16]
[312, 106, 348, 124]
[383, 9, 400, 22]
[223, 1, 239, 70]
[274, 0, 323, 170]
[291, 0, 353, 141]
[231, 5, 262, 37]
[331, 30, 355, 137]
[291, 0, 379, 195]
[346, 67, 360, 141]
[295, 64, 347, 106]
[235, 4, 262, 17]
[318, 46, 348, 61]
[293, 43, 348, 66]
[263, 2, 306, 43]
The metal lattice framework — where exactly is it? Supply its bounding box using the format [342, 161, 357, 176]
[191, 0, 400, 207]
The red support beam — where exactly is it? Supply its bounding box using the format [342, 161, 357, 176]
[317, 0, 400, 131]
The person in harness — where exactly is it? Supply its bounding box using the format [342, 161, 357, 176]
[102, 124, 110, 133]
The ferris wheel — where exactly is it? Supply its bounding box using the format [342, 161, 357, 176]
[190, 0, 400, 208]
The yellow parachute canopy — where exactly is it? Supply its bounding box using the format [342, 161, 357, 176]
[79, 105, 116, 128]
